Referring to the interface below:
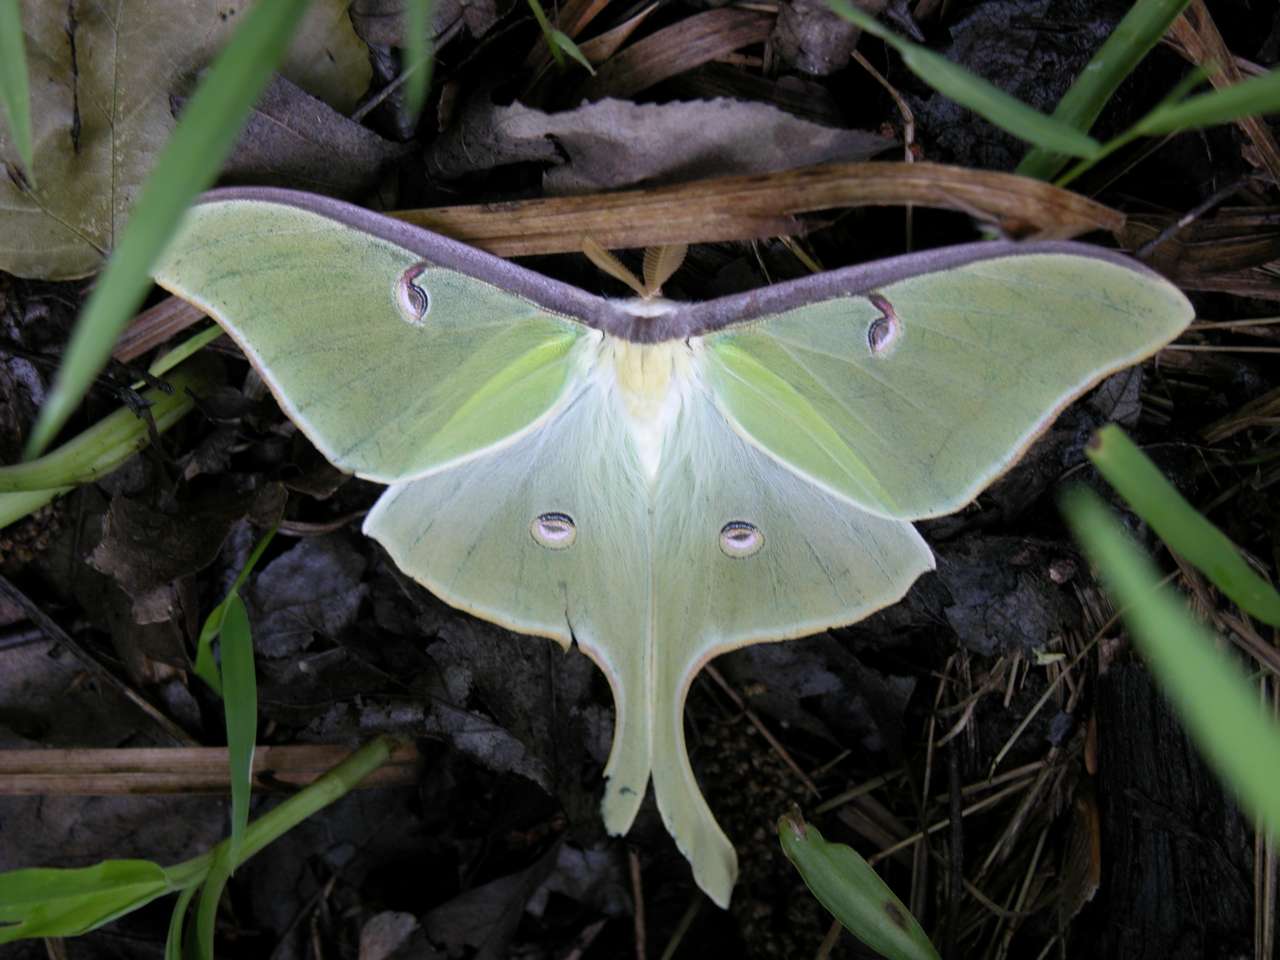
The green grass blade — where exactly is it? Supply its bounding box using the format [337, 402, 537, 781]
[1135, 66, 1280, 135]
[1062, 487, 1280, 838]
[526, 0, 565, 68]
[1016, 0, 1193, 180]
[147, 324, 225, 378]
[825, 0, 1101, 158]
[0, 359, 216, 496]
[551, 30, 597, 75]
[233, 738, 394, 865]
[0, 860, 175, 942]
[195, 848, 233, 960]
[0, 739, 396, 949]
[0, 0, 33, 174]
[194, 525, 277, 696]
[164, 883, 198, 960]
[193, 612, 225, 696]
[1087, 424, 1280, 625]
[1054, 67, 1207, 187]
[779, 810, 939, 960]
[219, 595, 257, 863]
[193, 736, 397, 873]
[23, 0, 314, 459]
[402, 0, 434, 120]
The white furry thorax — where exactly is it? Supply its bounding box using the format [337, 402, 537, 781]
[595, 298, 700, 482]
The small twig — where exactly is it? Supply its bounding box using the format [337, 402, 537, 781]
[867, 778, 1035, 866]
[851, 47, 916, 250]
[703, 663, 820, 797]
[946, 743, 963, 959]
[814, 918, 842, 960]
[1133, 174, 1256, 260]
[276, 512, 368, 537]
[814, 767, 906, 815]
[987, 638, 1097, 779]
[630, 848, 647, 960]
[562, 919, 608, 960]
[0, 743, 422, 795]
[993, 826, 1049, 960]
[657, 896, 701, 960]
[913, 653, 951, 921]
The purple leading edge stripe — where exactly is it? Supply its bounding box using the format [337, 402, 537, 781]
[198, 187, 1164, 344]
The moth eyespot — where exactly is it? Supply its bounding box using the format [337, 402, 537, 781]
[395, 263, 432, 326]
[866, 293, 900, 355]
[719, 521, 763, 558]
[531, 512, 577, 549]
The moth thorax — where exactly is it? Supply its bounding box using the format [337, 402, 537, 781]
[606, 337, 691, 480]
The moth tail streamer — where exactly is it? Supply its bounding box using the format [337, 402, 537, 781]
[591, 638, 655, 837]
[650, 663, 738, 909]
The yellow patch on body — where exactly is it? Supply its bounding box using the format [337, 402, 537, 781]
[604, 336, 695, 482]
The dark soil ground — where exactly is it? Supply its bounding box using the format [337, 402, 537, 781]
[2, 0, 1279, 958]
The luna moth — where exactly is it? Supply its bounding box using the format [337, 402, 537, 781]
[152, 188, 1193, 907]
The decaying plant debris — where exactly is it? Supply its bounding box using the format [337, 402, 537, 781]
[2, 0, 1279, 957]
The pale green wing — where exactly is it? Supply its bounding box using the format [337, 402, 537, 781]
[364, 373, 657, 839]
[365, 357, 934, 908]
[648, 380, 933, 905]
[699, 252, 1193, 520]
[154, 196, 598, 483]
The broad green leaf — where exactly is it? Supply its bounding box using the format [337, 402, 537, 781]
[1063, 487, 1280, 838]
[0, 0, 368, 281]
[0, 0, 32, 174]
[1086, 424, 1280, 625]
[1017, 0, 1193, 180]
[25, 0, 315, 458]
[826, 0, 1101, 159]
[779, 810, 939, 960]
[0, 860, 174, 942]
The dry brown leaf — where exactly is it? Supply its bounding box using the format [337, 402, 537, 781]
[426, 96, 891, 191]
[521, 0, 615, 74]
[579, 8, 775, 101]
[576, 3, 661, 67]
[193, 76, 406, 199]
[401, 161, 1126, 255]
[772, 0, 886, 75]
[349, 0, 509, 45]
[1168, 1, 1280, 187]
[1122, 208, 1280, 287]
[0, 743, 422, 795]
[0, 0, 369, 280]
